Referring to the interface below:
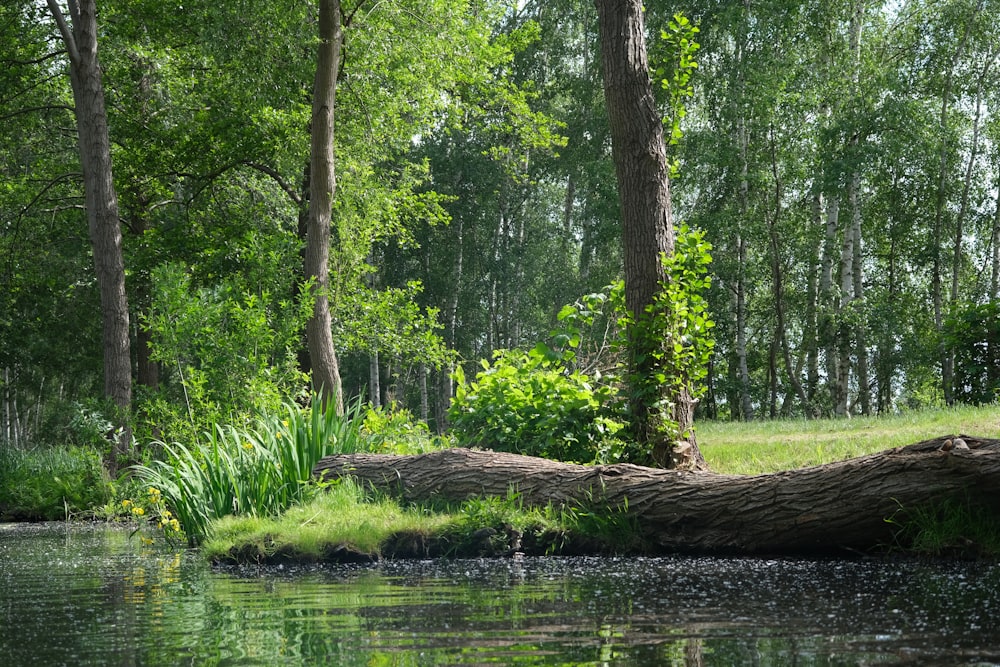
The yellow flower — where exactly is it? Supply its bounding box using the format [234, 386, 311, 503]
[121, 499, 132, 508]
[162, 509, 171, 519]
[170, 519, 181, 532]
[282, 420, 289, 427]
[243, 441, 254, 450]
[132, 507, 145, 516]
[148, 487, 161, 497]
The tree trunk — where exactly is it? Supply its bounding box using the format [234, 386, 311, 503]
[805, 193, 822, 413]
[594, 0, 704, 468]
[304, 0, 345, 413]
[767, 126, 809, 413]
[47, 0, 132, 472]
[932, 1, 981, 405]
[314, 436, 1000, 555]
[417, 362, 429, 423]
[819, 194, 840, 416]
[734, 104, 754, 421]
[369, 351, 381, 409]
[836, 198, 854, 417]
[992, 176, 1000, 301]
[849, 169, 869, 415]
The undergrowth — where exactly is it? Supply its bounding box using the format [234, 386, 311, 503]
[887, 496, 1000, 558]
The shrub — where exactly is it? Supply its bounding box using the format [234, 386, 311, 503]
[361, 406, 450, 454]
[0, 446, 111, 520]
[448, 347, 625, 463]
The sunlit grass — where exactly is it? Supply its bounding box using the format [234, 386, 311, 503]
[697, 404, 1000, 475]
[202, 478, 456, 562]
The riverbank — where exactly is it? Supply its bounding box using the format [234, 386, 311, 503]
[4, 406, 997, 562]
[207, 434, 1000, 566]
[203, 477, 644, 565]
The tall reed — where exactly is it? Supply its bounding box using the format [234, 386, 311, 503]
[133, 395, 368, 544]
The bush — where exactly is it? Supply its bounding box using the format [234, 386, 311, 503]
[361, 406, 450, 454]
[0, 446, 112, 520]
[448, 348, 624, 463]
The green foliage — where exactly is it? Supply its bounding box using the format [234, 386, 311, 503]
[547, 287, 624, 375]
[361, 406, 450, 455]
[619, 225, 716, 459]
[139, 263, 312, 444]
[654, 13, 700, 173]
[449, 347, 625, 463]
[449, 225, 713, 466]
[887, 496, 1000, 557]
[656, 224, 717, 398]
[132, 395, 369, 545]
[944, 301, 1000, 405]
[0, 446, 112, 520]
[336, 279, 455, 370]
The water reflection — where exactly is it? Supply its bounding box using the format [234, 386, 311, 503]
[1, 523, 998, 665]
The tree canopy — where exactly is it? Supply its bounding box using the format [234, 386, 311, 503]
[2, 0, 998, 462]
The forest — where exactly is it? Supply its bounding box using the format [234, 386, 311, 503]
[2, 0, 1000, 476]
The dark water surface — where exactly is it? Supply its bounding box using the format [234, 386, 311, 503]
[2, 523, 999, 666]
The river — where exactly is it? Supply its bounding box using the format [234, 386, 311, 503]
[1, 522, 998, 665]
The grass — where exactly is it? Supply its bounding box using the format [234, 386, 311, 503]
[202, 480, 643, 564]
[0, 446, 112, 520]
[697, 404, 1000, 474]
[132, 395, 371, 545]
[885, 496, 1000, 557]
[202, 478, 456, 562]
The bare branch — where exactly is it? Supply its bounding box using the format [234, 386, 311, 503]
[0, 105, 74, 122]
[244, 161, 302, 206]
[44, 0, 80, 65]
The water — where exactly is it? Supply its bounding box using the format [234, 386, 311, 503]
[2, 523, 999, 666]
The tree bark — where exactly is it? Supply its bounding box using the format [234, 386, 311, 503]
[315, 436, 1000, 555]
[818, 194, 840, 416]
[594, 0, 703, 468]
[992, 174, 1000, 301]
[305, 0, 345, 413]
[47, 0, 132, 472]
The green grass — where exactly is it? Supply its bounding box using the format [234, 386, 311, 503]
[885, 496, 1000, 557]
[697, 404, 1000, 474]
[0, 446, 112, 520]
[201, 479, 643, 563]
[202, 478, 456, 562]
[132, 395, 372, 545]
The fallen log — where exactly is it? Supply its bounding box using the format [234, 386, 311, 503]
[313, 435, 1000, 555]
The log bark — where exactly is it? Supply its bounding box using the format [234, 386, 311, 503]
[314, 436, 1000, 555]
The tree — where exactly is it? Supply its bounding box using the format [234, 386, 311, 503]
[45, 0, 132, 470]
[304, 0, 346, 413]
[594, 0, 705, 468]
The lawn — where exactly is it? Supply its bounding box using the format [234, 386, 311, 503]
[697, 404, 1000, 474]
